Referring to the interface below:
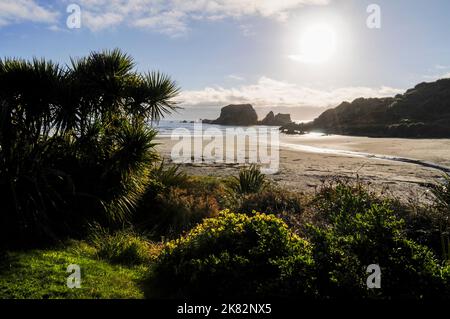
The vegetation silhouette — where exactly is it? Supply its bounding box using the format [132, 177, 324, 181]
[0, 49, 180, 248]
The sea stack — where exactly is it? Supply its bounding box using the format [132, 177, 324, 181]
[259, 111, 293, 126]
[202, 104, 258, 126]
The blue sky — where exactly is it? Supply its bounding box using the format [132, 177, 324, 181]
[1, 0, 450, 114]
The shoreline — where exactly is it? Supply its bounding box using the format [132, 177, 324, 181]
[279, 141, 450, 174]
[155, 133, 450, 202]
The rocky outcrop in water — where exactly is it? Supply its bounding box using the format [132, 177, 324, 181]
[259, 111, 293, 126]
[202, 104, 258, 126]
[202, 104, 295, 127]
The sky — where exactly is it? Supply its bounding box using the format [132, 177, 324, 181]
[1, 0, 450, 119]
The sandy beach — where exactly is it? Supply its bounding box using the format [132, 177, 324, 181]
[155, 132, 450, 202]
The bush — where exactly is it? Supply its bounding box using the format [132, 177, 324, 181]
[136, 187, 220, 240]
[389, 198, 444, 260]
[310, 180, 447, 262]
[229, 165, 268, 195]
[88, 226, 156, 265]
[183, 176, 236, 209]
[431, 174, 450, 261]
[144, 182, 450, 300]
[238, 187, 304, 216]
[145, 211, 315, 299]
[0, 50, 180, 248]
[306, 182, 449, 299]
[142, 180, 450, 300]
[150, 161, 188, 189]
[310, 180, 381, 226]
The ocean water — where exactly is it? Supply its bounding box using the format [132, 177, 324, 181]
[153, 120, 282, 174]
[151, 120, 450, 173]
[151, 120, 282, 137]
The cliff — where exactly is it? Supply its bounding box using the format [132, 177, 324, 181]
[282, 79, 450, 138]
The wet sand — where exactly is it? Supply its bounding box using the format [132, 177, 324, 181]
[155, 133, 450, 202]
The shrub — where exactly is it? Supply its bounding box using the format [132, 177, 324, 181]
[145, 211, 315, 299]
[88, 226, 156, 265]
[311, 180, 447, 262]
[144, 183, 450, 299]
[229, 165, 268, 195]
[431, 174, 450, 261]
[310, 180, 381, 227]
[389, 198, 444, 260]
[150, 161, 188, 189]
[136, 187, 220, 240]
[238, 187, 304, 216]
[183, 176, 236, 209]
[306, 182, 449, 299]
[0, 50, 179, 248]
[433, 174, 450, 211]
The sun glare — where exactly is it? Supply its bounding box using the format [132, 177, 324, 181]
[294, 24, 337, 64]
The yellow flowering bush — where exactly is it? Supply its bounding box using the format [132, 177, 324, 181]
[145, 210, 315, 298]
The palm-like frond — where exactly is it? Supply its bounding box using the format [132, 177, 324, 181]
[70, 48, 135, 88]
[230, 165, 268, 195]
[0, 50, 180, 247]
[101, 123, 159, 222]
[0, 57, 64, 140]
[127, 71, 181, 123]
[151, 160, 188, 188]
[69, 48, 135, 124]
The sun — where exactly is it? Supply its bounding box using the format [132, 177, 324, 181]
[295, 24, 337, 64]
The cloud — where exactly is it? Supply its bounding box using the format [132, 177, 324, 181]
[227, 74, 245, 81]
[70, 0, 330, 35]
[82, 12, 124, 32]
[0, 0, 58, 27]
[178, 77, 404, 108]
[132, 10, 188, 36]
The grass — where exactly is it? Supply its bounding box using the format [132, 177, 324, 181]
[0, 241, 148, 299]
[88, 226, 159, 265]
[2, 176, 449, 299]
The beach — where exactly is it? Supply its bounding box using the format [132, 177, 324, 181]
[155, 127, 450, 202]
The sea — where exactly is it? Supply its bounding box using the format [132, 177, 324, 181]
[151, 120, 450, 174]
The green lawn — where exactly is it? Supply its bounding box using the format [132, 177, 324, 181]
[0, 242, 147, 299]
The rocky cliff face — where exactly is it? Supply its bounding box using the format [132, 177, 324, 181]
[299, 79, 450, 138]
[259, 111, 293, 126]
[202, 104, 295, 127]
[202, 104, 258, 126]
